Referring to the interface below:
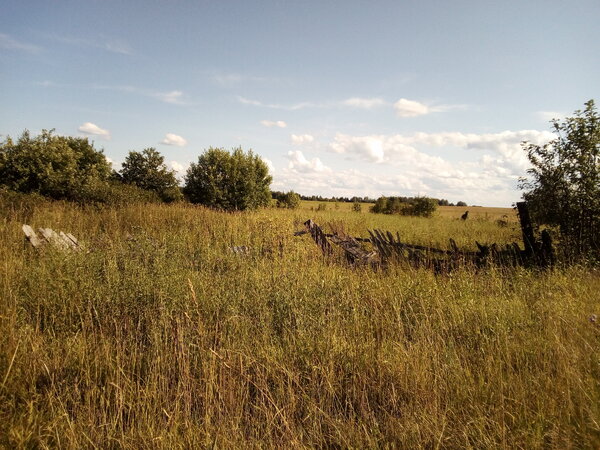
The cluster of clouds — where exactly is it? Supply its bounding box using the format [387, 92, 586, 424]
[78, 122, 187, 148]
[271, 129, 555, 206]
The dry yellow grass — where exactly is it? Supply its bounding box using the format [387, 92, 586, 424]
[1, 195, 599, 448]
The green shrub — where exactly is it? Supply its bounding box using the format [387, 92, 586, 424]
[276, 191, 301, 209]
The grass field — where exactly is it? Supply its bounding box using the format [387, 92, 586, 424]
[1, 197, 599, 448]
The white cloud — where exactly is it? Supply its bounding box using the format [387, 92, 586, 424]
[393, 98, 430, 117]
[393, 98, 468, 117]
[263, 158, 275, 174]
[291, 134, 314, 145]
[161, 133, 187, 146]
[154, 90, 185, 105]
[0, 33, 40, 52]
[330, 130, 554, 174]
[78, 122, 110, 140]
[342, 97, 387, 109]
[169, 161, 185, 172]
[261, 120, 287, 128]
[287, 150, 330, 173]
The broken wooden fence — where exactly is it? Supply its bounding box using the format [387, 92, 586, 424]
[296, 202, 554, 272]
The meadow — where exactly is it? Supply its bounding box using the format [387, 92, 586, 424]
[1, 196, 599, 448]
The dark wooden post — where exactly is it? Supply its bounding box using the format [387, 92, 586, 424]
[304, 219, 333, 256]
[516, 202, 536, 259]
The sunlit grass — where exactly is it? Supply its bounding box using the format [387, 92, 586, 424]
[1, 199, 599, 448]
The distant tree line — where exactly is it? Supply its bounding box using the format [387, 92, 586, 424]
[0, 129, 468, 213]
[370, 196, 438, 217]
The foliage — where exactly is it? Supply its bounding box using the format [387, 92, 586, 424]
[276, 190, 300, 209]
[120, 148, 183, 202]
[404, 196, 438, 217]
[0, 129, 112, 201]
[520, 100, 600, 258]
[184, 147, 272, 210]
[456, 201, 468, 207]
[371, 196, 438, 217]
[352, 201, 362, 212]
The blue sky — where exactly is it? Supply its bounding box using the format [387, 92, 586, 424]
[1, 0, 598, 206]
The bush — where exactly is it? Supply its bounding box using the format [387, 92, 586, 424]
[404, 196, 437, 218]
[276, 191, 300, 209]
[184, 147, 272, 211]
[352, 202, 362, 212]
[370, 196, 437, 217]
[0, 129, 112, 201]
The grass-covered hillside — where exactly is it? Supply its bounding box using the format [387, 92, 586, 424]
[1, 197, 599, 448]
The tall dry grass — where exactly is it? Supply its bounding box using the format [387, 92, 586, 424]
[1, 198, 599, 448]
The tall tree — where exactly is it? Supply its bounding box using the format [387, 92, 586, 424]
[184, 147, 272, 210]
[120, 148, 182, 202]
[520, 100, 600, 258]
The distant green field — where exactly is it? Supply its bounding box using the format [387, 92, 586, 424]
[1, 196, 598, 448]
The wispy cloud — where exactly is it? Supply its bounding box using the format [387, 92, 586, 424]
[393, 98, 468, 117]
[261, 120, 287, 128]
[239, 96, 323, 111]
[342, 97, 387, 109]
[0, 33, 40, 53]
[78, 122, 110, 140]
[47, 34, 132, 55]
[92, 84, 188, 105]
[161, 133, 187, 146]
[153, 90, 185, 105]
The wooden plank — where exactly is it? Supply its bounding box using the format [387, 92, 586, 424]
[22, 224, 44, 249]
[516, 202, 536, 258]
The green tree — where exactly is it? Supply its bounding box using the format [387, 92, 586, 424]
[277, 191, 300, 209]
[120, 148, 183, 202]
[0, 129, 111, 200]
[520, 99, 600, 257]
[404, 196, 437, 217]
[183, 147, 272, 210]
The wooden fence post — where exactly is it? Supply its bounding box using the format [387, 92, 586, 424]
[516, 202, 536, 259]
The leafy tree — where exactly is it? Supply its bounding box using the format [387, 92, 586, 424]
[277, 190, 300, 209]
[456, 201, 467, 207]
[183, 147, 272, 210]
[520, 100, 600, 258]
[404, 196, 437, 217]
[0, 129, 111, 200]
[120, 148, 182, 202]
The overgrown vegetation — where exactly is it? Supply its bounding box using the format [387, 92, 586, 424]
[274, 190, 301, 209]
[520, 99, 600, 260]
[371, 195, 438, 217]
[0, 129, 112, 202]
[1, 197, 598, 448]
